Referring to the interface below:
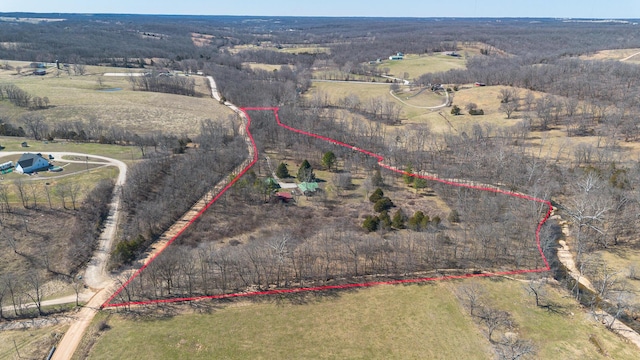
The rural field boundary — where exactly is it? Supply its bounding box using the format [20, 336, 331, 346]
[102, 106, 553, 309]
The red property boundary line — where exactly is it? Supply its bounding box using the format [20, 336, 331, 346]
[102, 107, 552, 308]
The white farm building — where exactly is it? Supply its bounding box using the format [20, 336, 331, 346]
[15, 153, 50, 174]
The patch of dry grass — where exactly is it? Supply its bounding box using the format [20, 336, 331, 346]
[579, 48, 640, 62]
[0, 323, 68, 360]
[243, 63, 288, 72]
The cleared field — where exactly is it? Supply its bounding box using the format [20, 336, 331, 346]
[232, 44, 330, 55]
[378, 53, 466, 79]
[88, 284, 492, 360]
[85, 278, 639, 359]
[580, 48, 640, 63]
[243, 62, 288, 72]
[310, 81, 401, 103]
[0, 68, 235, 137]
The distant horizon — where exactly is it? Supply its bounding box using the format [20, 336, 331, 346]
[1, 12, 640, 20]
[1, 0, 639, 19]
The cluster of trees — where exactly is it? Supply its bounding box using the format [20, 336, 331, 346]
[0, 117, 26, 137]
[113, 186, 552, 305]
[0, 179, 114, 318]
[128, 72, 196, 96]
[304, 91, 402, 125]
[0, 83, 46, 108]
[457, 282, 537, 359]
[113, 120, 248, 266]
[207, 62, 311, 107]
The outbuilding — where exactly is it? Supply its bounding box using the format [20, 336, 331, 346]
[0, 161, 13, 171]
[15, 153, 50, 174]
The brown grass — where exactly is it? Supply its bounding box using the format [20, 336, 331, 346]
[0, 323, 68, 360]
[579, 48, 640, 62]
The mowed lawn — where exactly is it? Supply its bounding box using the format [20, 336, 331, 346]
[379, 53, 466, 79]
[87, 283, 493, 360]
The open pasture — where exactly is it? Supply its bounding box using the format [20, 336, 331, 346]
[0, 65, 235, 137]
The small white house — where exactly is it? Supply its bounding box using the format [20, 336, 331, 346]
[15, 153, 50, 174]
[389, 52, 404, 60]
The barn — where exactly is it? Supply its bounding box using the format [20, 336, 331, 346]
[15, 153, 50, 174]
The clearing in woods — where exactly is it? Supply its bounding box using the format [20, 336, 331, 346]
[101, 107, 552, 310]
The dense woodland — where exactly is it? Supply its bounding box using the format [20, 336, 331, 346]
[1, 14, 640, 342]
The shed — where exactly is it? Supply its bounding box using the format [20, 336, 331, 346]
[0, 161, 13, 171]
[274, 192, 294, 203]
[15, 153, 50, 174]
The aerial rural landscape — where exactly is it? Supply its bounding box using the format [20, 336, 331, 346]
[1, 2, 640, 359]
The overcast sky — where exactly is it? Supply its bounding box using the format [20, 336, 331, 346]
[1, 0, 639, 18]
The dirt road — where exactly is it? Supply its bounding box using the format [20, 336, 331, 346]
[50, 75, 252, 359]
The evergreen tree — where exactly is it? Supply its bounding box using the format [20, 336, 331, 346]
[408, 210, 426, 231]
[276, 162, 290, 178]
[297, 159, 315, 182]
[379, 210, 392, 230]
[369, 188, 384, 203]
[321, 151, 337, 171]
[363, 215, 380, 232]
[374, 197, 394, 212]
[392, 208, 407, 229]
[403, 164, 414, 185]
[414, 177, 428, 192]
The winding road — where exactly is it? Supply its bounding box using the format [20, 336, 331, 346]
[4, 70, 639, 357]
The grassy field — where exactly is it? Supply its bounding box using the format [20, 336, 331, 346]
[0, 323, 68, 360]
[579, 48, 640, 63]
[377, 53, 466, 79]
[594, 249, 640, 301]
[84, 278, 639, 359]
[0, 64, 235, 137]
[0, 136, 143, 161]
[394, 87, 448, 108]
[310, 81, 401, 103]
[475, 279, 639, 359]
[87, 283, 493, 360]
